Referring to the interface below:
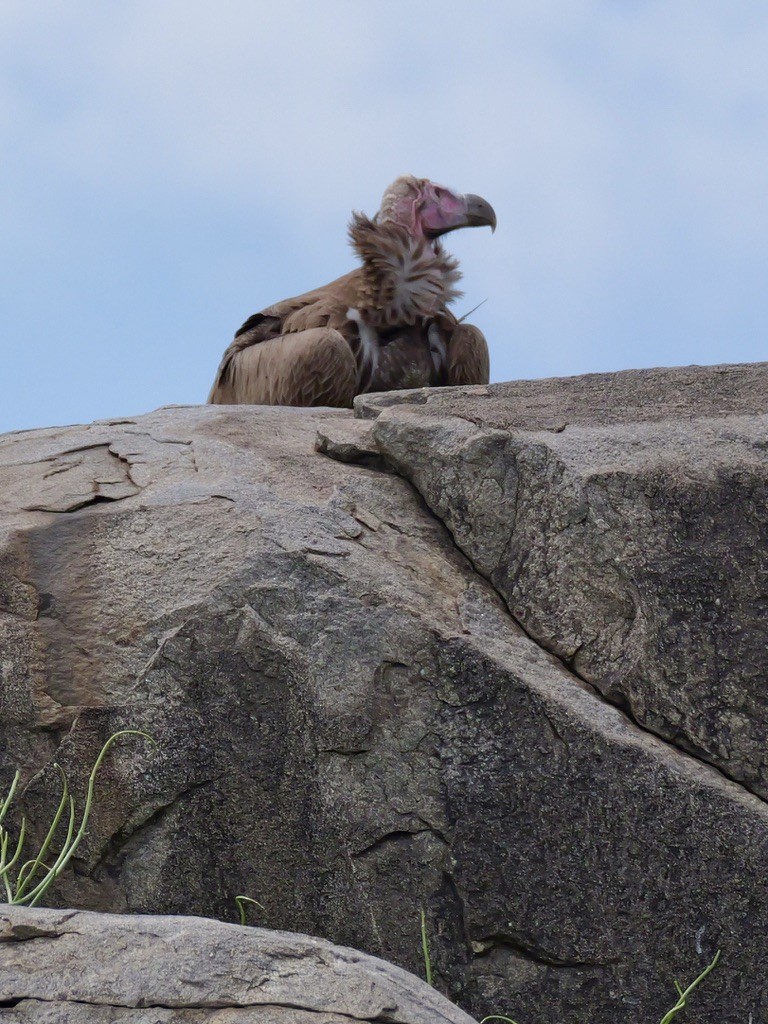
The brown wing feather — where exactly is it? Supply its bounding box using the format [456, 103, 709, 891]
[446, 322, 490, 386]
[209, 270, 363, 402]
[258, 269, 360, 334]
[209, 327, 356, 407]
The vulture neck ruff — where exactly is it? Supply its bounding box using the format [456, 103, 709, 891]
[348, 213, 462, 327]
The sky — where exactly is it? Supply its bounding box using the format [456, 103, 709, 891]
[1, 2, 766, 434]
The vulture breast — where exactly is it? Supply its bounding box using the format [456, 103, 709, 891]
[366, 320, 449, 393]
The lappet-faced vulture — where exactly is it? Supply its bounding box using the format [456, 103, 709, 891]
[207, 175, 496, 407]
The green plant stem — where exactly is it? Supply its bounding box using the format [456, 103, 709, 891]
[420, 908, 432, 987]
[17, 795, 76, 907]
[1, 819, 27, 882]
[658, 949, 721, 1024]
[0, 771, 20, 826]
[14, 764, 70, 901]
[234, 895, 265, 925]
[3, 728, 155, 907]
[29, 729, 154, 907]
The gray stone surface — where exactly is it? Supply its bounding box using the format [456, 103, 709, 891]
[360, 363, 768, 797]
[0, 370, 766, 1023]
[0, 904, 472, 1023]
[4, 1008, 350, 1024]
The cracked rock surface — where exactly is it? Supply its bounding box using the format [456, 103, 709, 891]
[359, 363, 768, 798]
[0, 904, 473, 1023]
[0, 366, 767, 1024]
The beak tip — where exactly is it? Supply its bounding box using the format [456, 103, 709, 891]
[464, 193, 497, 234]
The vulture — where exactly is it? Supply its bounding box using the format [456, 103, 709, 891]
[207, 175, 496, 407]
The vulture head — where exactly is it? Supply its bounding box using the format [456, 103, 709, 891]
[376, 175, 496, 242]
[349, 175, 496, 326]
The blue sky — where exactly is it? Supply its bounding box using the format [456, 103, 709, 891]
[1, 2, 766, 433]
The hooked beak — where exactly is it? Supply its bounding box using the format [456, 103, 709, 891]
[422, 192, 497, 238]
[461, 193, 497, 233]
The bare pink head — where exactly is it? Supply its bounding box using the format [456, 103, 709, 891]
[377, 175, 496, 241]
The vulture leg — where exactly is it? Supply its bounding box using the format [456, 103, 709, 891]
[446, 323, 490, 386]
[208, 328, 357, 407]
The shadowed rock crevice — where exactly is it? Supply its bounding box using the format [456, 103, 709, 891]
[470, 933, 620, 970]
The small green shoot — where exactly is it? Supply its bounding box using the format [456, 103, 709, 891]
[658, 949, 720, 1024]
[235, 894, 265, 925]
[0, 729, 154, 907]
[476, 951, 721, 1024]
[420, 908, 433, 986]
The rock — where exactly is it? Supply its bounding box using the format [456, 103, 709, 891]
[360, 363, 768, 797]
[0, 904, 473, 1023]
[0, 368, 766, 1023]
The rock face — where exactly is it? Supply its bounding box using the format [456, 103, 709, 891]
[1, 363, 767, 1024]
[359, 363, 768, 797]
[0, 904, 473, 1023]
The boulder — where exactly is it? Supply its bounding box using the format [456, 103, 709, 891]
[359, 363, 768, 796]
[0, 904, 473, 1023]
[0, 364, 766, 1024]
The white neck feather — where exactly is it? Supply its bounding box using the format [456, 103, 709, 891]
[380, 238, 454, 323]
[348, 214, 463, 327]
